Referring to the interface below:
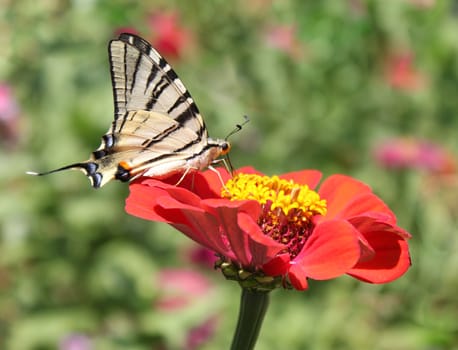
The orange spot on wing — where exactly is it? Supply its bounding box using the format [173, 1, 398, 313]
[119, 161, 132, 170]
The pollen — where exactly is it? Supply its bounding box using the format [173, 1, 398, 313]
[222, 173, 327, 258]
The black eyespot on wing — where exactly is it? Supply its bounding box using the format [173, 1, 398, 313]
[92, 173, 103, 188]
[92, 150, 108, 159]
[103, 134, 115, 148]
[115, 163, 132, 182]
[84, 162, 99, 174]
[81, 162, 103, 188]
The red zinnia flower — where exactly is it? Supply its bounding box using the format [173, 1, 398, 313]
[385, 52, 426, 91]
[126, 168, 411, 291]
[146, 11, 192, 60]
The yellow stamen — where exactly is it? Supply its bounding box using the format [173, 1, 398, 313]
[222, 173, 327, 224]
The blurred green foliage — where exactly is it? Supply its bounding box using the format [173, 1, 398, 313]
[1, 0, 457, 349]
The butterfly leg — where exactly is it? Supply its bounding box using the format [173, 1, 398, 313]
[211, 158, 234, 176]
[174, 166, 196, 186]
[208, 165, 229, 191]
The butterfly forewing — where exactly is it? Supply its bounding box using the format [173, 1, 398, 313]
[109, 34, 206, 137]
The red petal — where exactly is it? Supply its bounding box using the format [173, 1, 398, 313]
[127, 180, 250, 261]
[350, 215, 412, 240]
[126, 179, 206, 220]
[318, 175, 372, 219]
[288, 264, 309, 290]
[292, 220, 360, 280]
[170, 195, 284, 268]
[195, 168, 232, 198]
[200, 200, 255, 266]
[127, 178, 284, 268]
[235, 166, 264, 175]
[201, 200, 283, 267]
[336, 193, 396, 223]
[280, 170, 322, 189]
[347, 222, 412, 283]
[155, 196, 238, 258]
[262, 254, 291, 276]
[237, 212, 285, 266]
[126, 182, 173, 222]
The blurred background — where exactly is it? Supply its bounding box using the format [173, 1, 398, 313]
[1, 0, 457, 349]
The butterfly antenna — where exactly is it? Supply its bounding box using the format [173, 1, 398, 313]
[26, 163, 88, 177]
[222, 115, 250, 176]
[224, 115, 250, 141]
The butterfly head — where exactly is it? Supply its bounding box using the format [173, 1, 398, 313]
[207, 138, 231, 157]
[220, 141, 231, 155]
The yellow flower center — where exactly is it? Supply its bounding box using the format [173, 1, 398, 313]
[222, 173, 327, 258]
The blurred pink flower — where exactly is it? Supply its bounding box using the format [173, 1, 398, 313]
[408, 0, 436, 8]
[186, 245, 218, 269]
[185, 315, 218, 350]
[0, 83, 21, 148]
[59, 334, 92, 350]
[155, 268, 213, 311]
[264, 24, 305, 60]
[155, 269, 218, 349]
[385, 52, 426, 91]
[375, 138, 456, 174]
[146, 11, 193, 59]
[347, 0, 368, 17]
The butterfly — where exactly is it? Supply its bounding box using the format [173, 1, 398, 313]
[28, 33, 231, 188]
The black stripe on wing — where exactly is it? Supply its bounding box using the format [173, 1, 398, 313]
[140, 123, 182, 148]
[112, 33, 207, 134]
[130, 48, 143, 94]
[129, 137, 214, 176]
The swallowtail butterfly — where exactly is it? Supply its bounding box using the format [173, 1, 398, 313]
[28, 33, 230, 188]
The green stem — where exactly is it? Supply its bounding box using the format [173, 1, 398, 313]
[230, 288, 270, 350]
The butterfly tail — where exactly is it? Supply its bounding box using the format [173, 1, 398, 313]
[27, 161, 103, 188]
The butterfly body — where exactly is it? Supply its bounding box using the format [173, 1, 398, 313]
[29, 34, 230, 188]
